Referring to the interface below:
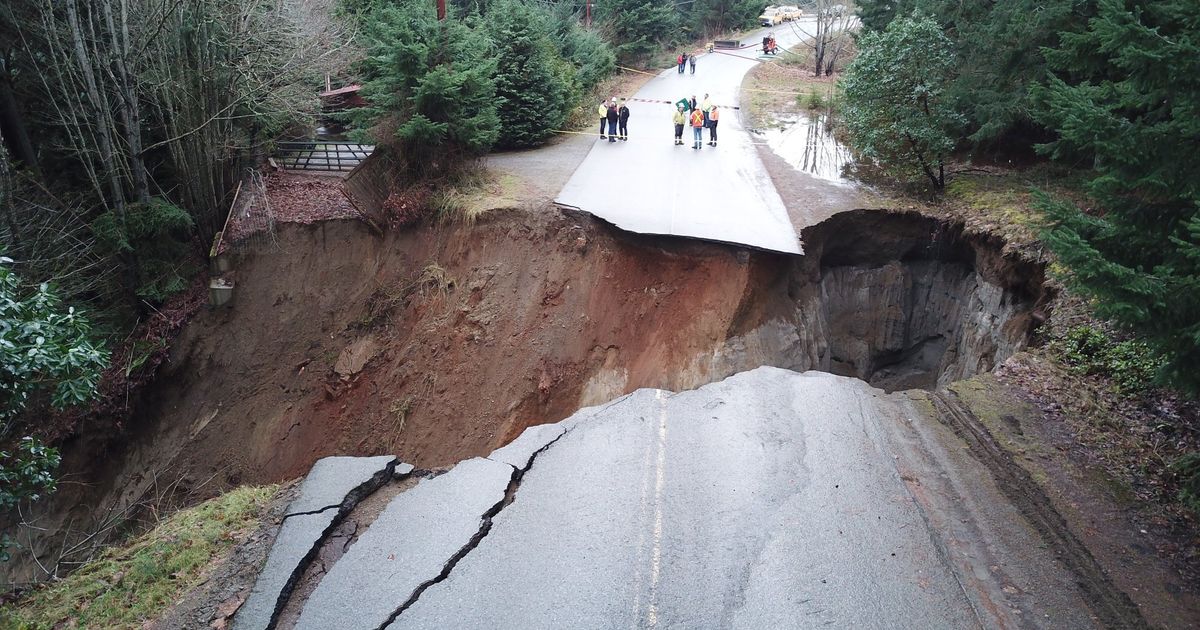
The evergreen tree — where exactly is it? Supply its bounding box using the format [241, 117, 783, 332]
[596, 0, 679, 62]
[854, 0, 1088, 151]
[691, 0, 765, 36]
[841, 13, 962, 189]
[550, 12, 616, 93]
[355, 1, 500, 171]
[855, 0, 907, 32]
[1032, 0, 1200, 393]
[488, 0, 575, 149]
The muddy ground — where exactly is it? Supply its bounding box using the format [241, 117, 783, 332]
[7, 203, 1048, 585]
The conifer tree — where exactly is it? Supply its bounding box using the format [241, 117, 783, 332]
[356, 1, 500, 171]
[596, 0, 678, 62]
[1032, 0, 1200, 393]
[691, 0, 764, 36]
[488, 0, 575, 149]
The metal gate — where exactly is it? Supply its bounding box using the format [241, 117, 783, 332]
[274, 142, 374, 172]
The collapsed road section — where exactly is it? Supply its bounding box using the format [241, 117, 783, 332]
[250, 368, 1116, 630]
[10, 207, 1049, 596]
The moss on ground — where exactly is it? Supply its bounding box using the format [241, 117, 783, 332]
[951, 375, 1049, 461]
[1, 485, 278, 630]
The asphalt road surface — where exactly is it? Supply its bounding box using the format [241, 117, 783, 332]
[556, 24, 813, 254]
[286, 368, 1102, 629]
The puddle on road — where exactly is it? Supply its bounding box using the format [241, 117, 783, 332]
[756, 113, 856, 185]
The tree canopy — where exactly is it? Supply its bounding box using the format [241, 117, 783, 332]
[854, 0, 1088, 151]
[1032, 0, 1200, 393]
[355, 1, 500, 170]
[842, 13, 961, 189]
[488, 0, 577, 149]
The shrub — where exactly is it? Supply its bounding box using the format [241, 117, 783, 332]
[1170, 453, 1200, 514]
[0, 437, 61, 512]
[0, 260, 108, 432]
[804, 90, 825, 111]
[1053, 326, 1165, 394]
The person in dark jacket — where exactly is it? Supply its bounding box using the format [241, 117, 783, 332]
[617, 99, 630, 141]
[689, 95, 698, 111]
[708, 104, 720, 146]
[606, 98, 619, 143]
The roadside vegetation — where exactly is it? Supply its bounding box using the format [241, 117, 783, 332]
[835, 1, 1200, 516]
[749, 1, 1200, 523]
[0, 0, 345, 537]
[0, 485, 278, 629]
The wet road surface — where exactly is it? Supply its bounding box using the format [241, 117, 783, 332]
[274, 368, 1103, 629]
[555, 25, 812, 254]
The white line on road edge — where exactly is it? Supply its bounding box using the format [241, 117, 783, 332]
[647, 389, 669, 627]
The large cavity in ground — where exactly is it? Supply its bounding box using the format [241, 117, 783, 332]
[5, 208, 1048, 584]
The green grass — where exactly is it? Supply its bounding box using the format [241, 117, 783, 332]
[1, 485, 278, 630]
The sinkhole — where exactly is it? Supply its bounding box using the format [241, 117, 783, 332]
[2, 206, 1051, 586]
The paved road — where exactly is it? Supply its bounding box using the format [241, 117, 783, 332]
[286, 368, 1101, 629]
[556, 24, 812, 254]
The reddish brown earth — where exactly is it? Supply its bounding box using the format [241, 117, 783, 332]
[8, 204, 1048, 586]
[183, 210, 767, 480]
[11, 210, 771, 585]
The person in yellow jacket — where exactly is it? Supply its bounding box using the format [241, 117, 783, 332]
[672, 104, 686, 146]
[690, 107, 705, 150]
[700, 94, 713, 126]
[708, 104, 720, 147]
[598, 101, 609, 139]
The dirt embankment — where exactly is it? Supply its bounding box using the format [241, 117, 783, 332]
[7, 206, 1046, 585]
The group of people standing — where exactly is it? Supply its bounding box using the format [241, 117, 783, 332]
[676, 52, 696, 74]
[595, 89, 720, 152]
[672, 94, 719, 150]
[597, 97, 631, 142]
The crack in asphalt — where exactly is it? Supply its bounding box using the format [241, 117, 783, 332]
[263, 459, 403, 630]
[374, 429, 575, 629]
[281, 503, 342, 520]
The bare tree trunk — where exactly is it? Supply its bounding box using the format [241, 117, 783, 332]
[823, 13, 851, 76]
[812, 5, 827, 77]
[104, 0, 149, 204]
[65, 0, 125, 212]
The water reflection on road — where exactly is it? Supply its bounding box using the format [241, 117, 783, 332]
[757, 113, 856, 185]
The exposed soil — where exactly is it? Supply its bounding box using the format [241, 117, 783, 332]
[3, 204, 1047, 587]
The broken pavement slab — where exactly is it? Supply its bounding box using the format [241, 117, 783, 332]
[293, 457, 514, 630]
[486, 423, 566, 469]
[385, 368, 1104, 629]
[233, 455, 405, 630]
